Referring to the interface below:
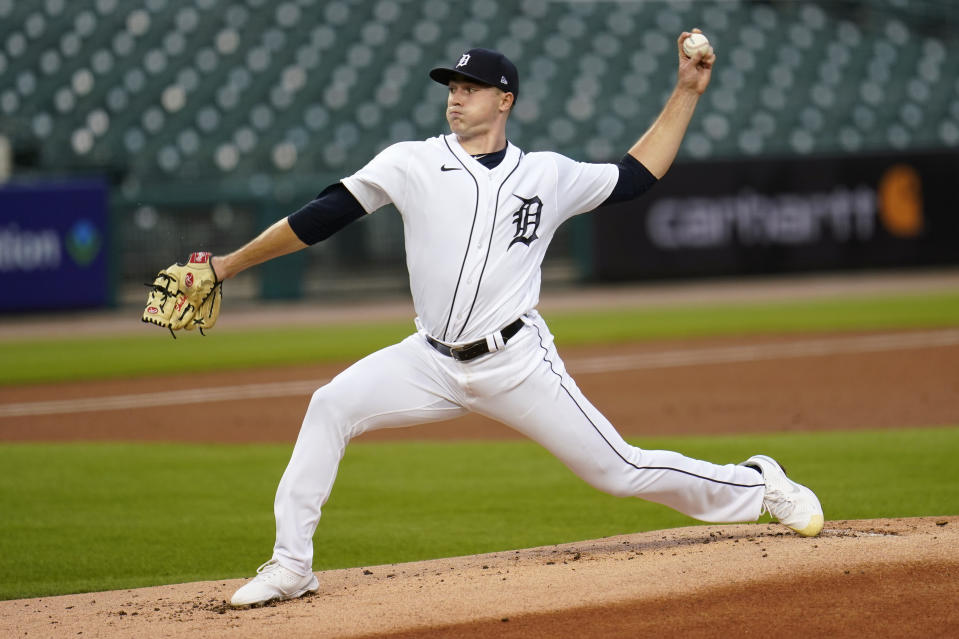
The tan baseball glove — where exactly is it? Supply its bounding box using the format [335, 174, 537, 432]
[142, 252, 222, 337]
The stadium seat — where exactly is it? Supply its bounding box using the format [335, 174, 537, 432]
[0, 0, 956, 185]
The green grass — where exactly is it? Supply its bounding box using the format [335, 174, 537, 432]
[546, 291, 959, 343]
[2, 291, 957, 386]
[1, 426, 956, 600]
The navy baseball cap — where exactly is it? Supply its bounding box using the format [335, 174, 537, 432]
[429, 48, 519, 99]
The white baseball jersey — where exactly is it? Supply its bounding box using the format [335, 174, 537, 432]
[268, 134, 768, 577]
[341, 134, 618, 343]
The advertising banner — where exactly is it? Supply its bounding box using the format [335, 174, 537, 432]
[592, 151, 959, 280]
[0, 179, 110, 311]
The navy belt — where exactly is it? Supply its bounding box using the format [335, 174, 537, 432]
[426, 318, 525, 362]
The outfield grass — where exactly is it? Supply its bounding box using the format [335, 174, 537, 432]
[1, 427, 957, 600]
[2, 291, 958, 386]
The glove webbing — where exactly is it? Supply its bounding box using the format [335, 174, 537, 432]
[144, 272, 211, 340]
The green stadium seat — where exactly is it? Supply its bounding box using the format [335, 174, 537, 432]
[0, 0, 957, 187]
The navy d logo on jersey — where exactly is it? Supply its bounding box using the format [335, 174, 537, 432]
[509, 195, 542, 249]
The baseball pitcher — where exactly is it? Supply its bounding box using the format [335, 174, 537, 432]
[145, 31, 823, 608]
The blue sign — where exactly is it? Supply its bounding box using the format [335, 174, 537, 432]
[0, 179, 109, 311]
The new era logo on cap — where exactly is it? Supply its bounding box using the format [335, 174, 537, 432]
[430, 48, 519, 99]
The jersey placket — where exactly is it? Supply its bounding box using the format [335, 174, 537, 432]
[447, 172, 499, 342]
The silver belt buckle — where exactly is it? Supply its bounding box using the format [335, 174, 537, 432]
[449, 345, 469, 361]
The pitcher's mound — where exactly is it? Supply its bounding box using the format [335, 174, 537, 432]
[3, 517, 956, 638]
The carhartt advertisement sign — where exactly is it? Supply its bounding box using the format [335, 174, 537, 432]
[0, 179, 109, 311]
[644, 184, 879, 249]
[592, 151, 956, 280]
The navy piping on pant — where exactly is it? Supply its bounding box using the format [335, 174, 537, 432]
[530, 322, 765, 490]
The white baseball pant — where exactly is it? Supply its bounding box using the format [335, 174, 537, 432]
[271, 311, 765, 576]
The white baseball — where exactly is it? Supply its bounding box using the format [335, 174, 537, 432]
[682, 33, 712, 58]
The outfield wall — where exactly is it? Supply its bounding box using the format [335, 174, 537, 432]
[3, 150, 957, 312]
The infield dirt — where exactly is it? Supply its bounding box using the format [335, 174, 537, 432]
[1, 518, 957, 638]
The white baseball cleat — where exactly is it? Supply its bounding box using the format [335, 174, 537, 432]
[741, 454, 824, 537]
[230, 559, 319, 607]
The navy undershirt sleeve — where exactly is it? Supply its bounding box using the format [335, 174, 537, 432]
[600, 154, 659, 207]
[287, 183, 366, 245]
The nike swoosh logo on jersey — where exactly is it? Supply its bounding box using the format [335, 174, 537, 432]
[440, 165, 461, 171]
